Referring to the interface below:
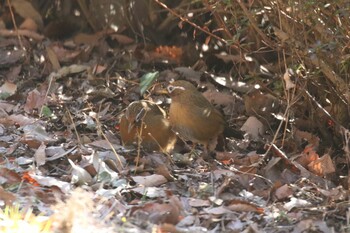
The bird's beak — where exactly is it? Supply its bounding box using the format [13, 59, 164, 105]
[128, 122, 134, 133]
[155, 88, 168, 95]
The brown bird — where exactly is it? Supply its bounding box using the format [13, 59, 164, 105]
[119, 100, 177, 153]
[164, 80, 243, 152]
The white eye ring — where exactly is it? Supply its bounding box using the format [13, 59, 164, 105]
[167, 85, 175, 93]
[167, 85, 185, 93]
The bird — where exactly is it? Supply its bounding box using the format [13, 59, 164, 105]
[119, 100, 177, 153]
[163, 80, 243, 152]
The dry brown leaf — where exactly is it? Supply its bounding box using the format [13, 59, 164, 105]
[317, 186, 347, 201]
[93, 64, 107, 75]
[29, 173, 71, 194]
[24, 89, 47, 113]
[202, 89, 236, 107]
[226, 199, 264, 213]
[204, 206, 232, 215]
[0, 81, 17, 96]
[19, 18, 38, 31]
[132, 187, 166, 198]
[292, 219, 332, 233]
[109, 34, 134, 45]
[46, 46, 61, 71]
[0, 50, 25, 66]
[294, 129, 320, 150]
[157, 223, 179, 233]
[0, 186, 16, 206]
[34, 143, 46, 166]
[215, 151, 239, 164]
[11, 0, 43, 29]
[7, 114, 37, 126]
[244, 90, 280, 120]
[308, 153, 335, 176]
[187, 198, 211, 207]
[5, 65, 22, 82]
[155, 164, 173, 181]
[273, 26, 290, 42]
[131, 200, 182, 225]
[68, 159, 93, 185]
[73, 33, 100, 46]
[275, 184, 293, 200]
[50, 44, 82, 63]
[132, 174, 167, 187]
[284, 197, 311, 211]
[241, 116, 264, 139]
[0, 167, 21, 184]
[0, 102, 16, 113]
[136, 45, 183, 64]
[295, 146, 319, 168]
[21, 124, 55, 149]
[283, 70, 296, 90]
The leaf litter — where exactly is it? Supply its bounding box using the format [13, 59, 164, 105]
[0, 3, 349, 233]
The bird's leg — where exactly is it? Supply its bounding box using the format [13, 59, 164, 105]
[134, 122, 144, 170]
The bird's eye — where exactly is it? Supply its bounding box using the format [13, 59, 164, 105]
[167, 85, 186, 93]
[167, 85, 175, 93]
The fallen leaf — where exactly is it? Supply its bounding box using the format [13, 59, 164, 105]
[284, 197, 311, 211]
[68, 159, 93, 185]
[34, 143, 46, 166]
[308, 153, 335, 176]
[109, 34, 134, 45]
[0, 186, 16, 205]
[140, 71, 159, 95]
[131, 200, 182, 225]
[132, 187, 166, 198]
[21, 124, 55, 148]
[225, 199, 264, 213]
[187, 198, 211, 207]
[283, 69, 296, 90]
[11, 0, 43, 28]
[0, 167, 21, 184]
[295, 146, 319, 168]
[0, 49, 25, 67]
[0, 81, 17, 98]
[29, 173, 71, 194]
[24, 88, 47, 113]
[204, 206, 232, 215]
[292, 219, 332, 233]
[132, 174, 167, 187]
[275, 184, 293, 200]
[241, 116, 264, 139]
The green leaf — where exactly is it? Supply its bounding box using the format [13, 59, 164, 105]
[41, 105, 52, 117]
[0, 92, 11, 100]
[140, 71, 159, 95]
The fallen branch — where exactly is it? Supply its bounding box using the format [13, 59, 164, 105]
[0, 29, 44, 41]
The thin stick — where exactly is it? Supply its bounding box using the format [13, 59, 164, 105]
[6, 0, 24, 50]
[94, 104, 124, 170]
[153, 0, 227, 44]
[65, 107, 82, 145]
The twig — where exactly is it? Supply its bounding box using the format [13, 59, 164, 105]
[94, 104, 124, 171]
[65, 107, 82, 145]
[6, 0, 24, 49]
[202, 0, 233, 40]
[0, 29, 44, 41]
[235, 0, 276, 48]
[153, 0, 227, 45]
[40, 75, 55, 117]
